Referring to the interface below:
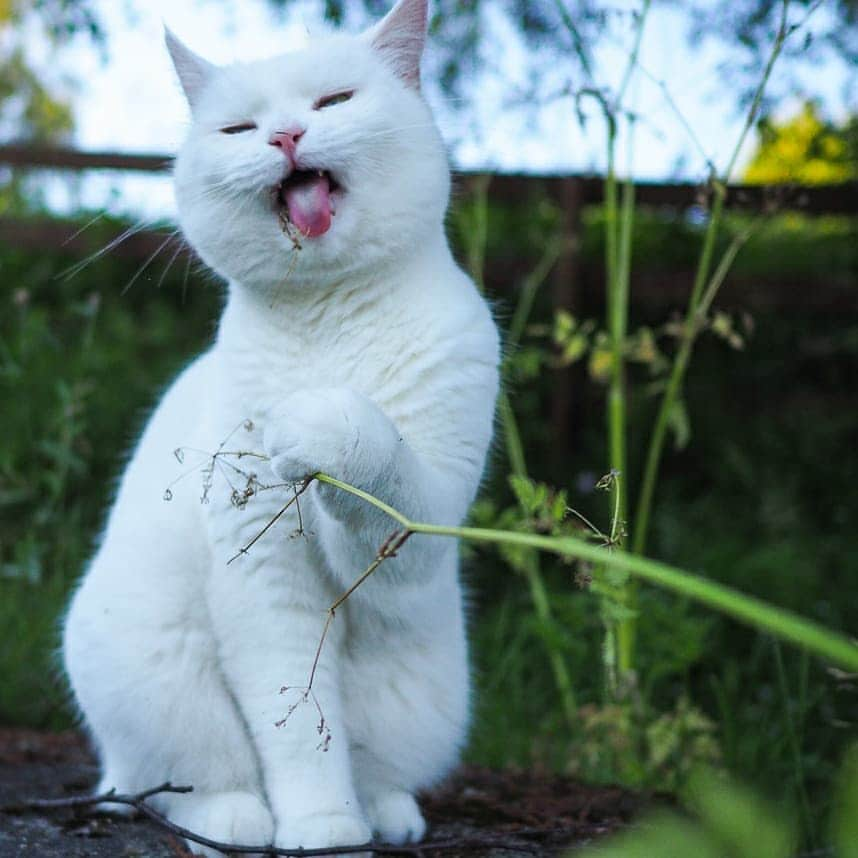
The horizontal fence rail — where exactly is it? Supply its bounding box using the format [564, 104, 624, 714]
[1, 144, 857, 215]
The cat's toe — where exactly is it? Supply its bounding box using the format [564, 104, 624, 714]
[277, 811, 372, 852]
[171, 790, 274, 858]
[366, 791, 426, 845]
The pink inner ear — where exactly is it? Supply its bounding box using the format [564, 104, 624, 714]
[370, 0, 427, 88]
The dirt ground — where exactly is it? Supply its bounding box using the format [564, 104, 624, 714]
[0, 728, 646, 856]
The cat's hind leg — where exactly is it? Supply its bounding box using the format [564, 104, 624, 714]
[64, 558, 273, 857]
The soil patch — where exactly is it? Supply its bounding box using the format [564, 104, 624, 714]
[0, 728, 647, 856]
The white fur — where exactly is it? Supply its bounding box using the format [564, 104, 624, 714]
[63, 1, 499, 855]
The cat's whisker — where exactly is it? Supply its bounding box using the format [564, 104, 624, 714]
[57, 218, 156, 281]
[121, 230, 182, 296]
[62, 210, 109, 246]
[181, 248, 194, 304]
[155, 238, 188, 291]
[357, 122, 440, 143]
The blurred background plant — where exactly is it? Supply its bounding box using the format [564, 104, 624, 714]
[1, 0, 857, 853]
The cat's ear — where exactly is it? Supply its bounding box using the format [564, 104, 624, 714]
[366, 0, 427, 89]
[165, 27, 217, 109]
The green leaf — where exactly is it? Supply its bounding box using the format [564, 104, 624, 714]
[582, 812, 722, 858]
[685, 768, 795, 858]
[561, 332, 589, 365]
[588, 344, 614, 383]
[601, 600, 637, 623]
[553, 308, 577, 341]
[550, 492, 568, 524]
[667, 398, 691, 451]
[508, 474, 537, 513]
[510, 345, 543, 379]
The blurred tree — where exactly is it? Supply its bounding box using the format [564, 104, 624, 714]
[265, 0, 857, 109]
[0, 0, 103, 142]
[743, 102, 858, 184]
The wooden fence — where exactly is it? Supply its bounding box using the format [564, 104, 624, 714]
[1, 143, 857, 212]
[2, 144, 855, 455]
[2, 143, 856, 287]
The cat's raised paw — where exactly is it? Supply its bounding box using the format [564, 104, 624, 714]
[263, 388, 397, 486]
[277, 811, 372, 852]
[366, 790, 426, 845]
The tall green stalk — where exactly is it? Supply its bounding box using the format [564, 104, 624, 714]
[632, 0, 793, 556]
[314, 473, 858, 674]
[602, 0, 651, 684]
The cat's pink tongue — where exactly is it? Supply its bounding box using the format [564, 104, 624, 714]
[284, 173, 332, 238]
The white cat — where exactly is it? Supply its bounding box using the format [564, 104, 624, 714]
[62, 0, 499, 855]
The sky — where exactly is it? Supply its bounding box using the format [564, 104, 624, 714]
[22, 0, 857, 218]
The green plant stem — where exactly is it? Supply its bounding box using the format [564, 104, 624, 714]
[464, 174, 491, 292]
[603, 0, 651, 681]
[505, 235, 564, 352]
[500, 392, 578, 724]
[773, 640, 815, 843]
[632, 186, 725, 555]
[314, 473, 858, 673]
[550, 0, 594, 81]
[632, 0, 793, 556]
[611, 176, 637, 676]
[497, 393, 528, 478]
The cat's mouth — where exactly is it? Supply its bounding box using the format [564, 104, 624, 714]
[274, 168, 342, 240]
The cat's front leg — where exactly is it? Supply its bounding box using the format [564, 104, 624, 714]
[205, 546, 372, 852]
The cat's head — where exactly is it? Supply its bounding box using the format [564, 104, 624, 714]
[168, 0, 448, 291]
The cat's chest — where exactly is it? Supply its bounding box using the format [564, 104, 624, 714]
[219, 311, 436, 429]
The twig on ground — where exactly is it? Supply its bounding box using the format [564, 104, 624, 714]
[12, 781, 193, 811]
[8, 783, 584, 855]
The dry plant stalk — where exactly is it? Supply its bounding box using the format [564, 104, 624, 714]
[167, 425, 419, 741]
[11, 783, 563, 854]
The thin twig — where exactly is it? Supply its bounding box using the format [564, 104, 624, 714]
[11, 783, 575, 855]
[227, 477, 313, 564]
[277, 529, 414, 739]
[15, 782, 192, 811]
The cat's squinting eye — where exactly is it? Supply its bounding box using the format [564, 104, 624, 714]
[314, 90, 355, 110]
[221, 122, 258, 134]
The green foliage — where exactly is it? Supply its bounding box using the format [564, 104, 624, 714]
[744, 102, 858, 184]
[264, 1, 857, 115]
[569, 696, 721, 791]
[0, 49, 73, 140]
[581, 753, 858, 858]
[0, 215, 219, 725]
[0, 0, 103, 143]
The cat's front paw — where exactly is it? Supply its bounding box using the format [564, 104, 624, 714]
[263, 388, 398, 487]
[276, 811, 372, 853]
[366, 790, 426, 844]
[170, 790, 274, 858]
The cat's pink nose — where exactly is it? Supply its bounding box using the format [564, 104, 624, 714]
[269, 128, 304, 159]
